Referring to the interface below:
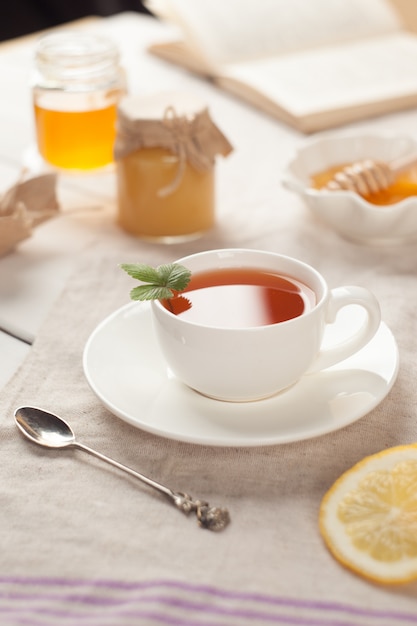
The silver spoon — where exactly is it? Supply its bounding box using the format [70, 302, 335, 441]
[14, 406, 230, 532]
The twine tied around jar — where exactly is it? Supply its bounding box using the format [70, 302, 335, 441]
[114, 104, 233, 196]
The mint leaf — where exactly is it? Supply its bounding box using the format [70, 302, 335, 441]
[159, 264, 192, 291]
[130, 285, 174, 301]
[121, 262, 192, 301]
[120, 264, 161, 283]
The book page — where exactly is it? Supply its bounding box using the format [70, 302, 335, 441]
[146, 0, 402, 66]
[219, 33, 417, 117]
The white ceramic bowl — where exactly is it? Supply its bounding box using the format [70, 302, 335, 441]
[282, 133, 417, 244]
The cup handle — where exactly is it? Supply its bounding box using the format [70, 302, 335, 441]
[307, 286, 381, 373]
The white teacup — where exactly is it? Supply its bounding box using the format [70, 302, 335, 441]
[151, 249, 381, 402]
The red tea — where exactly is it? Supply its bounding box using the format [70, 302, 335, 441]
[163, 267, 316, 327]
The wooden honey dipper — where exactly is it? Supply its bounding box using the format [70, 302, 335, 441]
[325, 153, 417, 196]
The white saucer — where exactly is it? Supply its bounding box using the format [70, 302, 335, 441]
[83, 302, 399, 447]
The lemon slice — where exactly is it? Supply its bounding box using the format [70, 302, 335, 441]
[319, 444, 417, 584]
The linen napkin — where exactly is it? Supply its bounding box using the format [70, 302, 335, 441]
[0, 172, 59, 257]
[1, 218, 417, 624]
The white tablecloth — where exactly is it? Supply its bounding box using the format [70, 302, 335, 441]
[1, 12, 417, 626]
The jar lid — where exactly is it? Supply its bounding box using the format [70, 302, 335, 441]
[115, 91, 233, 196]
[115, 92, 233, 167]
[34, 31, 121, 84]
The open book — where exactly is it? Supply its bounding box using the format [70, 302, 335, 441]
[145, 0, 417, 133]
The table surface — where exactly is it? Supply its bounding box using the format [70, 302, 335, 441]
[1, 10, 417, 625]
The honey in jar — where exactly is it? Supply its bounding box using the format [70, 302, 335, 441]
[114, 93, 233, 242]
[32, 31, 126, 171]
[311, 162, 417, 205]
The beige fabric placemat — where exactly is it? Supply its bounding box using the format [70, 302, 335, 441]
[1, 216, 417, 623]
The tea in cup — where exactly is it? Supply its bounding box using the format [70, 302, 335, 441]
[151, 249, 381, 402]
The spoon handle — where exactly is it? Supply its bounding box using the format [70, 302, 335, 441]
[72, 441, 230, 532]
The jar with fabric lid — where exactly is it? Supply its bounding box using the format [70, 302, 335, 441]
[32, 31, 126, 171]
[114, 92, 233, 242]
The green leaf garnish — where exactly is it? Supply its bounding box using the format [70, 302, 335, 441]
[120, 263, 192, 301]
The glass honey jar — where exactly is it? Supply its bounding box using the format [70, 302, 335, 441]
[114, 92, 233, 242]
[32, 31, 126, 171]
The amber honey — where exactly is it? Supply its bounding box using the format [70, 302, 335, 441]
[117, 147, 215, 240]
[32, 31, 125, 171]
[34, 102, 118, 170]
[311, 162, 417, 205]
[114, 92, 232, 242]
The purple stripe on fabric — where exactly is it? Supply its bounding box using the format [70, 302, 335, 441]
[0, 577, 416, 624]
[0, 596, 369, 626]
[0, 605, 376, 626]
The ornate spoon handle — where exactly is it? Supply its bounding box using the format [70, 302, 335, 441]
[171, 492, 231, 531]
